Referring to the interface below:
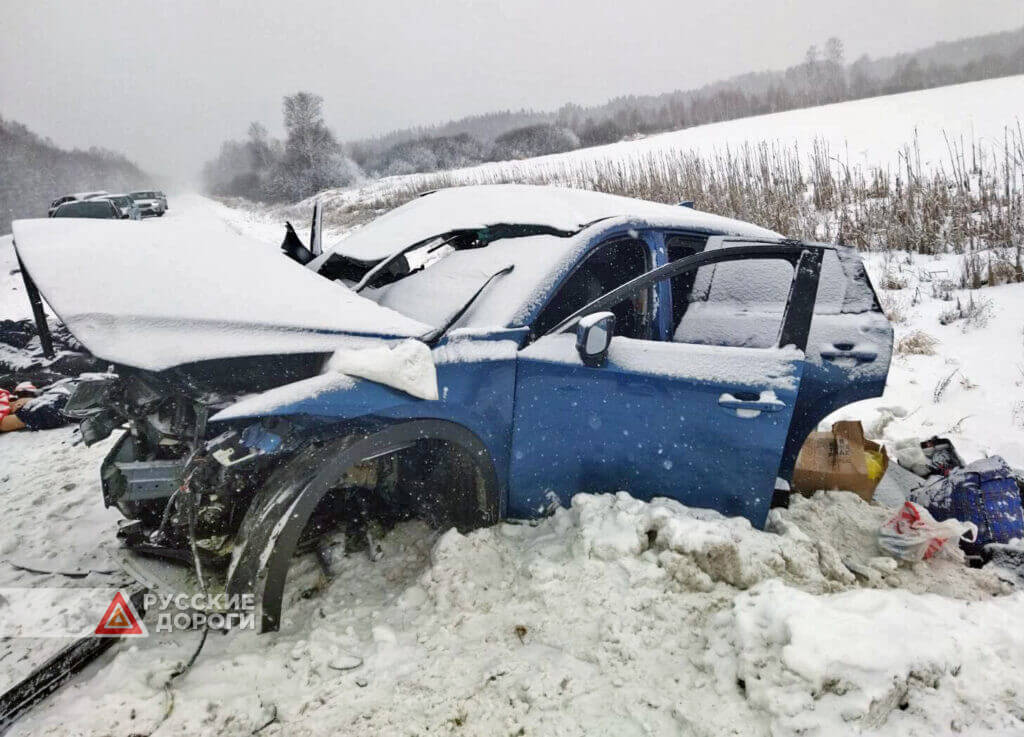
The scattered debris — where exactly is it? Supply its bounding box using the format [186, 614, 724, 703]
[791, 421, 888, 502]
[910, 456, 1024, 556]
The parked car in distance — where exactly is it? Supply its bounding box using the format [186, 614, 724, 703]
[128, 190, 167, 217]
[47, 191, 109, 217]
[91, 193, 141, 220]
[50, 199, 122, 219]
[12, 184, 892, 632]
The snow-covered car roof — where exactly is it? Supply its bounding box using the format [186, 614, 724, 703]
[315, 184, 780, 265]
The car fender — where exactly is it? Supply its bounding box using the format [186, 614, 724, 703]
[209, 340, 521, 502]
[226, 421, 499, 632]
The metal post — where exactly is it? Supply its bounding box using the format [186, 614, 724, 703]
[15, 252, 54, 359]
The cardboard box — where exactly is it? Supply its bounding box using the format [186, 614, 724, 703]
[790, 420, 889, 503]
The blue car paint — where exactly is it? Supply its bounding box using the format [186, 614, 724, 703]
[778, 356, 889, 480]
[508, 346, 803, 524]
[216, 329, 526, 518]
[211, 219, 886, 528]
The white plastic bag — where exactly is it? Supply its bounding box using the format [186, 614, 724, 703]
[878, 501, 978, 562]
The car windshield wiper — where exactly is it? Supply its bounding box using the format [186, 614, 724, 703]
[354, 235, 459, 293]
[422, 264, 514, 344]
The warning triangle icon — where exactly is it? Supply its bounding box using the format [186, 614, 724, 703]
[95, 591, 146, 637]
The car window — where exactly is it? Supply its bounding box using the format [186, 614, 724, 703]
[532, 237, 652, 339]
[665, 233, 709, 329]
[672, 258, 795, 348]
[54, 200, 117, 218]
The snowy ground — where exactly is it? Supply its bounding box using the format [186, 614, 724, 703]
[846, 251, 1024, 469]
[3, 77, 1024, 734]
[3, 448, 1020, 736]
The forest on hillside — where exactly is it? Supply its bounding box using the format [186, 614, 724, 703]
[0, 117, 146, 232]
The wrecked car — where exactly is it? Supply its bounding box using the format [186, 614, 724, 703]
[11, 184, 892, 631]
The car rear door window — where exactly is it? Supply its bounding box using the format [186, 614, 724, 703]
[672, 258, 796, 349]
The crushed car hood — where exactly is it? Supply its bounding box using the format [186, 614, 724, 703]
[11, 218, 432, 371]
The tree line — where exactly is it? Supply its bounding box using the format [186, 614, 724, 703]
[201, 26, 1024, 203]
[0, 117, 147, 233]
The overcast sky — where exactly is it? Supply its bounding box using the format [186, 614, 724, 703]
[2, 0, 1022, 184]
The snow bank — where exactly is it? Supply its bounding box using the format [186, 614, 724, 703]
[709, 581, 1024, 735]
[828, 250, 1024, 469]
[775, 491, 1004, 598]
[290, 76, 1024, 226]
[13, 490, 1018, 736]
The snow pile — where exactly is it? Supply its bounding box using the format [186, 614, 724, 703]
[559, 492, 854, 592]
[12, 489, 1020, 736]
[775, 492, 1005, 597]
[708, 581, 1024, 735]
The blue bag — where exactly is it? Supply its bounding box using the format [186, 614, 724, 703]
[910, 456, 1024, 556]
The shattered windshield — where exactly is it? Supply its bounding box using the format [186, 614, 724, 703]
[367, 233, 582, 331]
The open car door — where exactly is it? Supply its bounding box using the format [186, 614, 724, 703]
[508, 242, 824, 527]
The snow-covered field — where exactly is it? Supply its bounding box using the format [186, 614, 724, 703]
[849, 251, 1024, 469]
[278, 75, 1024, 221]
[2, 77, 1024, 735]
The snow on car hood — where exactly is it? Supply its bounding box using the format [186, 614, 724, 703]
[11, 218, 432, 371]
[312, 184, 781, 266]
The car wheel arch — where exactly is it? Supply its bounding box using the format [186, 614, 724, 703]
[225, 418, 500, 633]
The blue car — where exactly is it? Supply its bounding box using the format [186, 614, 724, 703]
[12, 185, 891, 631]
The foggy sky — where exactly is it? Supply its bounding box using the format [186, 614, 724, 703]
[2, 0, 1022, 184]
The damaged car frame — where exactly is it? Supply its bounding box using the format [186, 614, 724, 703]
[12, 185, 892, 632]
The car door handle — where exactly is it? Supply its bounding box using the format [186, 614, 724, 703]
[718, 392, 785, 414]
[820, 343, 877, 362]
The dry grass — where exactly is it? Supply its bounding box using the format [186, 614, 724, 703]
[895, 330, 939, 355]
[306, 125, 1024, 264]
[878, 293, 911, 324]
[938, 294, 995, 331]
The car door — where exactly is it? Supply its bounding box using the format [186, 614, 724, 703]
[508, 241, 823, 527]
[673, 238, 892, 479]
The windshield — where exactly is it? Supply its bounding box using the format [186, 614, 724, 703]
[130, 191, 157, 199]
[369, 233, 581, 331]
[107, 196, 130, 207]
[53, 201, 117, 218]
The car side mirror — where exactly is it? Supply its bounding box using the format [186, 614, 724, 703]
[575, 311, 616, 367]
